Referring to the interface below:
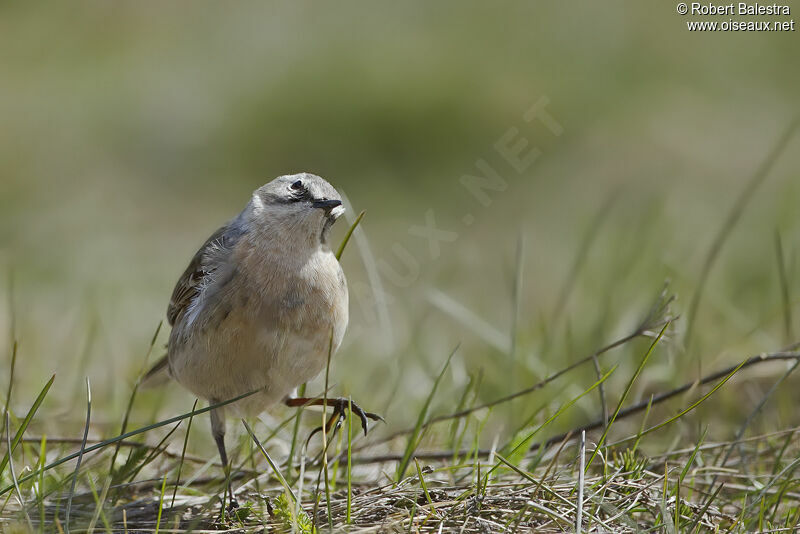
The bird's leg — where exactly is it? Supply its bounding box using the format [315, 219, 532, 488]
[284, 396, 384, 443]
[210, 406, 238, 510]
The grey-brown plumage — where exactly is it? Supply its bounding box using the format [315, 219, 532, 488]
[145, 173, 379, 506]
[166, 224, 245, 328]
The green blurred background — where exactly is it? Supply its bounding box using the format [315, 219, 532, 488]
[1, 2, 799, 457]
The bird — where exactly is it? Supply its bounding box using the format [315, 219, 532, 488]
[144, 173, 381, 505]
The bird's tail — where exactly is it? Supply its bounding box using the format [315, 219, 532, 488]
[140, 354, 172, 388]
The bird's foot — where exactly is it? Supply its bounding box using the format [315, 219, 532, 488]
[226, 497, 240, 512]
[286, 396, 383, 445]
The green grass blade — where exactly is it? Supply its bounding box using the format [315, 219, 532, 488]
[686, 482, 724, 534]
[585, 322, 669, 472]
[37, 434, 46, 532]
[509, 232, 524, 385]
[0, 384, 264, 498]
[242, 419, 296, 503]
[307, 328, 337, 530]
[680, 428, 706, 485]
[449, 370, 481, 465]
[336, 210, 365, 260]
[775, 231, 794, 342]
[171, 398, 198, 508]
[504, 401, 547, 464]
[86, 475, 111, 534]
[635, 358, 747, 440]
[346, 396, 353, 525]
[88, 324, 162, 530]
[396, 345, 458, 481]
[110, 322, 162, 487]
[124, 419, 183, 484]
[65, 378, 91, 534]
[492, 365, 617, 478]
[6, 413, 33, 531]
[414, 459, 433, 507]
[1, 340, 18, 441]
[631, 394, 654, 454]
[287, 382, 307, 481]
[155, 473, 167, 534]
[684, 118, 799, 352]
[0, 373, 55, 477]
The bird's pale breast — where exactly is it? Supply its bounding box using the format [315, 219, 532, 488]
[168, 246, 348, 416]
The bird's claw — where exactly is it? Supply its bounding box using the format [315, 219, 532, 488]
[227, 498, 240, 512]
[305, 398, 383, 446]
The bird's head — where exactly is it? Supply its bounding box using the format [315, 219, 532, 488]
[248, 173, 345, 248]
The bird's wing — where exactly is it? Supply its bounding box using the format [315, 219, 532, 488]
[167, 221, 246, 326]
[140, 353, 171, 387]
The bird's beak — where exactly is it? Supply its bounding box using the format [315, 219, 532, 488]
[312, 199, 343, 211]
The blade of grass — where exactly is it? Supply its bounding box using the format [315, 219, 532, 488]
[340, 193, 394, 353]
[725, 356, 800, 477]
[449, 370, 482, 465]
[406, 498, 417, 533]
[1, 341, 18, 442]
[86, 475, 111, 534]
[576, 430, 585, 534]
[675, 429, 706, 531]
[6, 413, 33, 531]
[471, 408, 490, 488]
[768, 469, 798, 525]
[414, 458, 433, 507]
[660, 461, 676, 534]
[684, 118, 799, 353]
[322, 331, 334, 530]
[286, 382, 306, 480]
[346, 352, 799, 467]
[503, 401, 548, 464]
[37, 434, 46, 532]
[510, 232, 525, 386]
[154, 473, 167, 534]
[591, 352, 609, 434]
[775, 231, 794, 343]
[688, 482, 724, 533]
[124, 419, 183, 484]
[770, 428, 797, 476]
[490, 366, 616, 478]
[0, 383, 265, 498]
[551, 192, 617, 330]
[494, 452, 610, 530]
[346, 396, 353, 525]
[631, 394, 654, 454]
[110, 322, 162, 487]
[609, 357, 749, 447]
[90, 324, 163, 529]
[396, 345, 458, 480]
[171, 399, 198, 508]
[237, 410, 302, 478]
[744, 456, 800, 530]
[531, 432, 573, 500]
[585, 322, 669, 472]
[336, 209, 365, 260]
[372, 292, 675, 450]
[295, 437, 308, 534]
[0, 374, 55, 477]
[65, 378, 91, 534]
[241, 419, 296, 502]
[2, 271, 17, 441]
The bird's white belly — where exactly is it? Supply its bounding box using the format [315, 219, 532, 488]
[170, 321, 333, 416]
[167, 251, 348, 417]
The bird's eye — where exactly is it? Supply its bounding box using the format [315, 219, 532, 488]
[290, 180, 304, 191]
